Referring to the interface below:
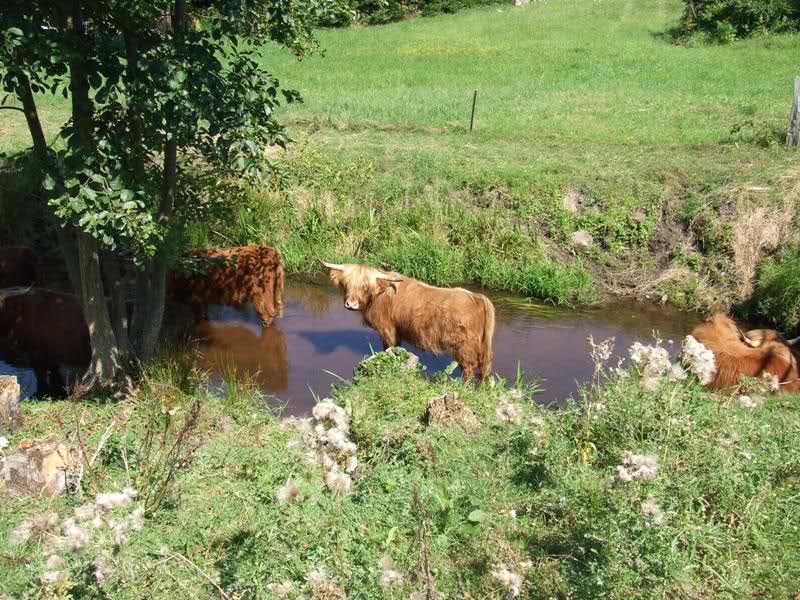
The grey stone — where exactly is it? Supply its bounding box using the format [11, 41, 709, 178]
[1, 441, 79, 497]
[571, 230, 594, 251]
[562, 189, 587, 213]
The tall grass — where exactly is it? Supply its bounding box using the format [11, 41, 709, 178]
[2, 344, 799, 597]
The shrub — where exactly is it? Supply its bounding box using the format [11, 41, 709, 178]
[317, 0, 509, 27]
[749, 249, 800, 332]
[681, 0, 800, 42]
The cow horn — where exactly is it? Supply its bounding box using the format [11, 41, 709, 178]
[738, 327, 761, 348]
[0, 285, 33, 308]
[787, 335, 800, 347]
[321, 261, 346, 271]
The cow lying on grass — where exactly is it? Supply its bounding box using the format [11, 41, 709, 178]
[323, 262, 495, 382]
[0, 287, 89, 395]
[0, 246, 37, 288]
[689, 314, 800, 392]
[167, 245, 284, 328]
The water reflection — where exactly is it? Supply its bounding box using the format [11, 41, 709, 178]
[193, 321, 289, 393]
[187, 280, 696, 415]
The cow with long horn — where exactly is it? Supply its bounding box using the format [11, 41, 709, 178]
[689, 314, 800, 392]
[322, 262, 495, 382]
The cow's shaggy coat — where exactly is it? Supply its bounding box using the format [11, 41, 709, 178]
[0, 246, 37, 288]
[324, 263, 495, 381]
[0, 287, 90, 394]
[167, 245, 284, 327]
[689, 314, 800, 392]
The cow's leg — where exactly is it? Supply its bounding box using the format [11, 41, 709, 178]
[461, 364, 476, 382]
[379, 328, 399, 350]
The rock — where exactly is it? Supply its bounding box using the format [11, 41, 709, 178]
[0, 376, 22, 433]
[562, 189, 587, 213]
[571, 230, 594, 252]
[403, 353, 420, 371]
[424, 392, 480, 432]
[1, 441, 79, 497]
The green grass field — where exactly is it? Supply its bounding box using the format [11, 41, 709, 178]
[256, 0, 800, 189]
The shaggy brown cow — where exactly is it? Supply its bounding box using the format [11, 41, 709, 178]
[167, 245, 284, 327]
[0, 246, 37, 288]
[0, 287, 90, 395]
[689, 314, 800, 392]
[323, 262, 495, 381]
[741, 328, 800, 348]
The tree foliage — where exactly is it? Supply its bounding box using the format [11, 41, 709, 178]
[0, 0, 341, 387]
[680, 0, 800, 42]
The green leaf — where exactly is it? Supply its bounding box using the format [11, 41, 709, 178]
[43, 174, 56, 191]
[82, 187, 97, 201]
[7, 28, 23, 37]
[467, 510, 487, 523]
[120, 189, 135, 203]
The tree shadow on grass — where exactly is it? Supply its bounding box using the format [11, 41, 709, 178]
[213, 529, 260, 596]
[493, 430, 548, 490]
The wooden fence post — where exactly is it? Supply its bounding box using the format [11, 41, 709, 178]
[0, 376, 22, 433]
[787, 77, 800, 148]
[469, 90, 477, 132]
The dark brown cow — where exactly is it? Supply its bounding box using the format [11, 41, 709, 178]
[0, 246, 37, 288]
[0, 287, 90, 395]
[689, 314, 800, 392]
[167, 245, 285, 327]
[323, 262, 495, 381]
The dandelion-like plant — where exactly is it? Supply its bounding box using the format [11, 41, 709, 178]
[283, 399, 358, 497]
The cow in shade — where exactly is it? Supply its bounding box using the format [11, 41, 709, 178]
[167, 245, 284, 328]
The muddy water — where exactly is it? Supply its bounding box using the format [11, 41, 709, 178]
[188, 280, 696, 415]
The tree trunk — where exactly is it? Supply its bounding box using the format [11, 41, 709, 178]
[130, 0, 185, 361]
[14, 51, 48, 159]
[55, 226, 82, 297]
[12, 51, 83, 298]
[77, 232, 122, 386]
[102, 252, 131, 359]
[68, 0, 120, 386]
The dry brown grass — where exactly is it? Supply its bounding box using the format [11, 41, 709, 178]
[731, 181, 799, 300]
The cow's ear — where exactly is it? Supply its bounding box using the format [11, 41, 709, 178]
[376, 278, 401, 294]
[322, 261, 345, 285]
[328, 268, 344, 286]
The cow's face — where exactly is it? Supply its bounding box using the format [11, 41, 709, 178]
[701, 314, 751, 345]
[323, 262, 399, 312]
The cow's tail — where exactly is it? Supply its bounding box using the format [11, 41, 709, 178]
[479, 294, 495, 381]
[274, 254, 285, 318]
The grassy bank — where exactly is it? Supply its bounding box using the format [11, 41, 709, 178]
[212, 0, 800, 318]
[2, 345, 800, 598]
[3, 0, 800, 321]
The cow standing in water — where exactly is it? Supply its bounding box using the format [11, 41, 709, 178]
[167, 245, 285, 328]
[0, 246, 37, 288]
[689, 314, 800, 392]
[0, 287, 90, 395]
[323, 262, 495, 381]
